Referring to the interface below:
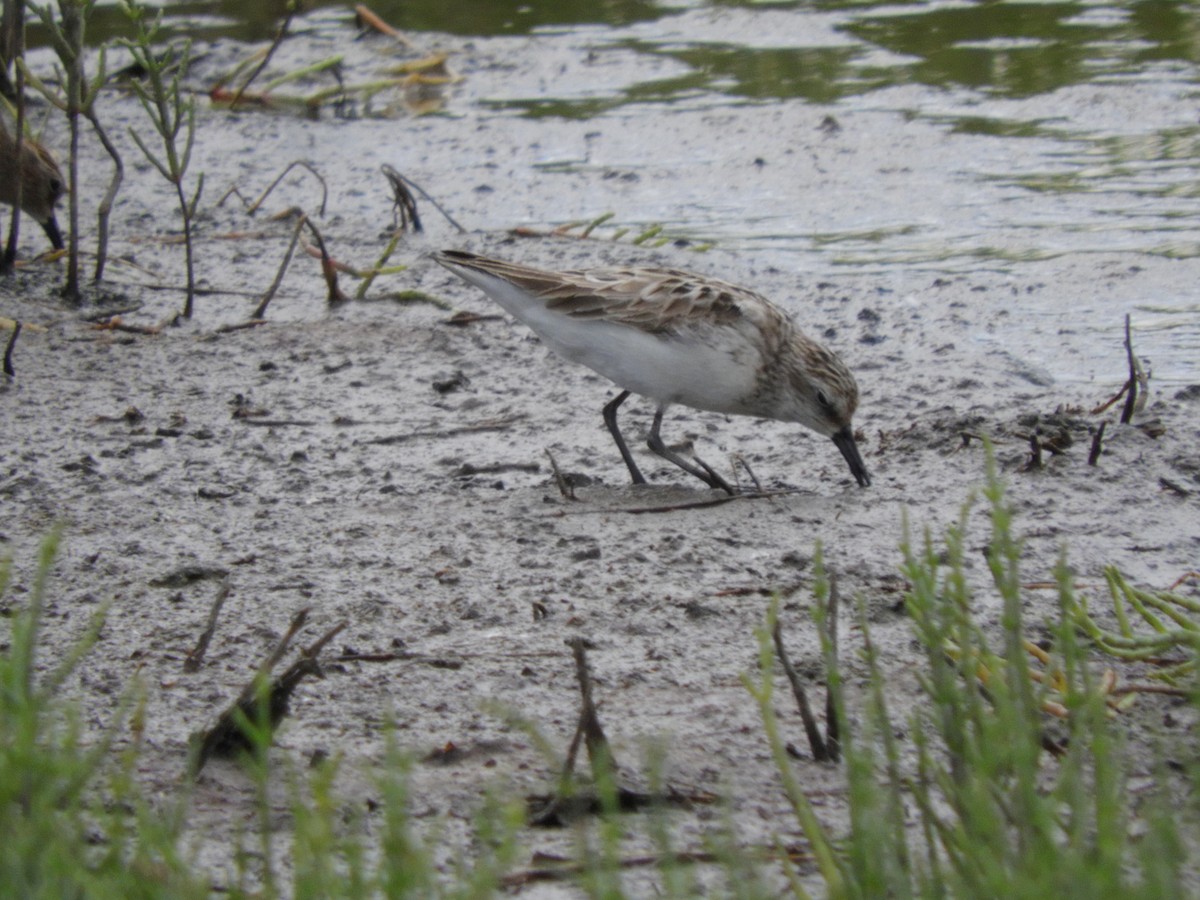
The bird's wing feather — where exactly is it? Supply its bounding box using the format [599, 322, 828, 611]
[435, 251, 782, 336]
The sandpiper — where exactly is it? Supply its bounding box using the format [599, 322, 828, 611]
[0, 120, 65, 250]
[434, 249, 870, 493]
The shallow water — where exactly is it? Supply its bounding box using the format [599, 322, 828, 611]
[36, 0, 1200, 382]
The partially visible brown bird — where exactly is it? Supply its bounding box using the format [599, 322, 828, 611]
[0, 120, 64, 250]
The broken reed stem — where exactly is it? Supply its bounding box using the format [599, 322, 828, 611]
[228, 4, 296, 110]
[1090, 384, 1127, 415]
[252, 212, 306, 319]
[1088, 421, 1106, 466]
[545, 449, 576, 501]
[236, 160, 328, 218]
[302, 217, 350, 305]
[568, 636, 616, 776]
[85, 109, 124, 282]
[384, 169, 466, 234]
[183, 575, 231, 673]
[772, 618, 829, 761]
[737, 456, 764, 494]
[381, 165, 421, 232]
[1119, 313, 1148, 424]
[3, 320, 21, 377]
[1027, 432, 1043, 470]
[257, 608, 309, 684]
[193, 615, 346, 774]
[824, 572, 841, 760]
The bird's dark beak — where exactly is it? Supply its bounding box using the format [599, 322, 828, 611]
[832, 425, 871, 487]
[41, 214, 64, 250]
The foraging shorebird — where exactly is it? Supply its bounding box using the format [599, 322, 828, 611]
[0, 120, 64, 250]
[434, 250, 870, 493]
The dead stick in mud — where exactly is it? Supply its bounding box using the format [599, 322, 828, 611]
[772, 618, 829, 762]
[529, 638, 649, 827]
[381, 165, 421, 232]
[1159, 477, 1192, 497]
[363, 414, 525, 445]
[261, 608, 310, 676]
[223, 161, 329, 218]
[545, 449, 577, 501]
[1026, 432, 1043, 470]
[500, 845, 813, 888]
[382, 167, 466, 234]
[252, 212, 307, 319]
[227, 4, 297, 110]
[569, 637, 617, 778]
[3, 320, 21, 377]
[1088, 421, 1106, 466]
[1120, 313, 1148, 424]
[214, 319, 268, 335]
[183, 576, 231, 673]
[568, 489, 796, 516]
[1091, 383, 1128, 416]
[303, 217, 350, 306]
[824, 572, 841, 760]
[737, 456, 764, 494]
[193, 614, 347, 774]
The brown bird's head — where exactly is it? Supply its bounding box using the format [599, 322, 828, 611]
[0, 123, 65, 250]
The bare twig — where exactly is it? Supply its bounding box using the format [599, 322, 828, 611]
[736, 455, 764, 494]
[772, 618, 829, 761]
[183, 576, 230, 673]
[381, 164, 421, 232]
[227, 5, 296, 110]
[545, 449, 577, 501]
[1091, 382, 1128, 416]
[191, 612, 348, 774]
[1087, 421, 1106, 466]
[3, 319, 20, 377]
[824, 572, 841, 760]
[362, 414, 524, 446]
[381, 168, 465, 233]
[302, 217, 350, 305]
[569, 637, 615, 777]
[500, 845, 808, 888]
[252, 211, 306, 319]
[1159, 478, 1192, 497]
[1120, 313, 1148, 424]
[223, 160, 328, 218]
[1025, 431, 1043, 470]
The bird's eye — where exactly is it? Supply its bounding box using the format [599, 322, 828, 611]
[816, 390, 831, 409]
[48, 179, 62, 198]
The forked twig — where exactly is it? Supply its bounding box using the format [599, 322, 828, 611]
[381, 164, 421, 232]
[191, 611, 347, 775]
[380, 167, 465, 233]
[221, 160, 328, 218]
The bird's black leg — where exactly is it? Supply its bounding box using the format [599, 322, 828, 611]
[602, 390, 647, 485]
[646, 406, 735, 495]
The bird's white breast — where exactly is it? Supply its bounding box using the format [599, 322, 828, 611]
[457, 265, 763, 413]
